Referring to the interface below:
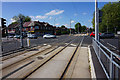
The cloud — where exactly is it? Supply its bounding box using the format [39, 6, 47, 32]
[45, 9, 64, 16]
[36, 15, 48, 19]
[89, 25, 93, 28]
[11, 18, 16, 22]
[55, 23, 59, 26]
[65, 24, 70, 27]
[71, 20, 75, 23]
[82, 12, 87, 15]
[49, 16, 53, 20]
[74, 13, 78, 16]
[29, 16, 35, 19]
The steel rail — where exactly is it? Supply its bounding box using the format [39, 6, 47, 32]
[60, 36, 84, 80]
[21, 36, 79, 80]
[1, 36, 77, 79]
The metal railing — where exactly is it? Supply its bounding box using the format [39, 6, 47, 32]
[92, 38, 120, 80]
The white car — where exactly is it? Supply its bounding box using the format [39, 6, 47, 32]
[43, 34, 56, 39]
[27, 34, 37, 39]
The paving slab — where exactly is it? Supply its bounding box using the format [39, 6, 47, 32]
[71, 47, 90, 78]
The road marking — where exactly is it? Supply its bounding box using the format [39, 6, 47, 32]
[43, 44, 47, 46]
[107, 43, 117, 49]
[70, 44, 77, 47]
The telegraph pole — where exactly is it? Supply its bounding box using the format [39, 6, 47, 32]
[95, 0, 99, 41]
[19, 18, 23, 48]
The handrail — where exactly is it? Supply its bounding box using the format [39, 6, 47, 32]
[93, 38, 120, 58]
[92, 37, 120, 79]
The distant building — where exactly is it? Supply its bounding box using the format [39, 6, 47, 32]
[8, 21, 55, 36]
[8, 21, 75, 36]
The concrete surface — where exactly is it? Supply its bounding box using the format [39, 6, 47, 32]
[65, 47, 90, 78]
[28, 47, 76, 78]
[1, 45, 51, 69]
[71, 47, 90, 78]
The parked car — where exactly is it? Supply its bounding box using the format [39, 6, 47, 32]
[27, 34, 37, 39]
[8, 33, 15, 38]
[14, 35, 20, 39]
[43, 34, 56, 39]
[90, 32, 101, 37]
[90, 32, 95, 37]
[100, 33, 115, 38]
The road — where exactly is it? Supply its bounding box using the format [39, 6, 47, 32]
[2, 35, 75, 53]
[100, 38, 119, 55]
[2, 34, 119, 56]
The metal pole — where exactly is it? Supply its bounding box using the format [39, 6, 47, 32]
[70, 19, 71, 35]
[54, 18, 56, 35]
[0, 18, 2, 56]
[95, 0, 99, 41]
[20, 18, 23, 48]
[78, 23, 79, 34]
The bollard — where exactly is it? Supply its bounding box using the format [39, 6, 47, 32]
[27, 38, 30, 47]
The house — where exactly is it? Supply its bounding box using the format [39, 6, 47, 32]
[8, 21, 55, 36]
[8, 22, 20, 34]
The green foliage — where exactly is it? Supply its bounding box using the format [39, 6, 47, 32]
[75, 22, 82, 33]
[24, 16, 31, 22]
[81, 25, 87, 32]
[61, 31, 68, 34]
[92, 2, 120, 33]
[12, 14, 31, 23]
[61, 25, 66, 28]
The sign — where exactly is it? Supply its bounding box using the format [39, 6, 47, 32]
[117, 31, 120, 35]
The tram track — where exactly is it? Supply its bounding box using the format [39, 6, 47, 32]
[23, 36, 84, 79]
[1, 36, 84, 80]
[1, 36, 77, 79]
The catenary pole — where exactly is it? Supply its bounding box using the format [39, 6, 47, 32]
[70, 19, 71, 35]
[20, 18, 23, 48]
[95, 0, 99, 41]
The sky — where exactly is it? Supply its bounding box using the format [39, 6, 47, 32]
[2, 2, 108, 28]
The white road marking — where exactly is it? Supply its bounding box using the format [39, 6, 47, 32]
[107, 43, 117, 49]
[43, 44, 47, 46]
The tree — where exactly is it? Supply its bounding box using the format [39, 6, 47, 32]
[12, 14, 31, 23]
[92, 2, 120, 33]
[61, 25, 66, 28]
[81, 25, 87, 32]
[75, 22, 82, 33]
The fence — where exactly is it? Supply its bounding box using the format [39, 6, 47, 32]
[92, 38, 120, 80]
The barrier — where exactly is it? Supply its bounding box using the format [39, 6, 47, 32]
[92, 38, 120, 79]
